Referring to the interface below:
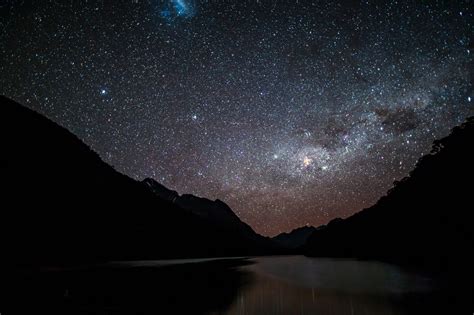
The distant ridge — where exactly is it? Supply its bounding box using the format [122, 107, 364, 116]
[143, 177, 274, 246]
[272, 226, 316, 249]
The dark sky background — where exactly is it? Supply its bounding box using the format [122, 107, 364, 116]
[1, 0, 472, 236]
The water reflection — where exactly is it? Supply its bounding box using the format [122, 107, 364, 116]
[6, 256, 463, 315]
[8, 258, 254, 314]
[224, 256, 437, 315]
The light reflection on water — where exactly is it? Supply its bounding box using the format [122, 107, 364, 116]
[11, 255, 454, 315]
[221, 256, 436, 315]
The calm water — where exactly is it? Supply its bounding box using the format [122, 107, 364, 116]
[222, 256, 436, 315]
[9, 255, 463, 314]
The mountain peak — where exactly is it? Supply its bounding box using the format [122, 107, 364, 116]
[142, 177, 179, 202]
[141, 177, 273, 246]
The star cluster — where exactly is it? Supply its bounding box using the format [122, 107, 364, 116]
[1, 0, 472, 235]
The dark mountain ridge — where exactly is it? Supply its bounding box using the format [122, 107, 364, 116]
[0, 96, 278, 265]
[272, 226, 317, 249]
[305, 117, 474, 265]
[143, 178, 272, 246]
[304, 116, 474, 310]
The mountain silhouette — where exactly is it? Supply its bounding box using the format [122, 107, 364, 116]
[305, 116, 474, 307]
[143, 178, 274, 247]
[0, 96, 278, 265]
[272, 226, 316, 250]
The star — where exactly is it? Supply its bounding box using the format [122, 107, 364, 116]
[303, 156, 313, 168]
[1, 0, 472, 236]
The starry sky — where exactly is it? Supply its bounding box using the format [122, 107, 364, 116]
[1, 0, 472, 236]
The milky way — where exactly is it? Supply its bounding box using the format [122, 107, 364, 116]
[1, 1, 472, 235]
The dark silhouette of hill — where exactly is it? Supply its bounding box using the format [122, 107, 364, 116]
[0, 96, 278, 265]
[272, 226, 316, 250]
[305, 116, 474, 310]
[143, 178, 272, 247]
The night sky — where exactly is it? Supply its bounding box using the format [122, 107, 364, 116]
[1, 0, 472, 236]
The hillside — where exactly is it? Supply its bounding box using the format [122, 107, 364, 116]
[0, 96, 277, 265]
[305, 116, 474, 306]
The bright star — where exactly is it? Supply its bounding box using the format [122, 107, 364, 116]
[303, 156, 313, 167]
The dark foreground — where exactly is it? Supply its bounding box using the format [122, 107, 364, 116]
[3, 256, 470, 315]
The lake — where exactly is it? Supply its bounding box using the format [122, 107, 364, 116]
[224, 256, 436, 315]
[6, 256, 464, 314]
